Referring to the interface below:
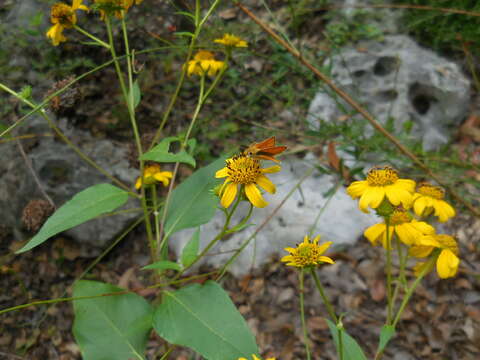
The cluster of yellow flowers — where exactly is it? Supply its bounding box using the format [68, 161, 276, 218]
[347, 166, 459, 279]
[187, 34, 248, 77]
[46, 0, 143, 45]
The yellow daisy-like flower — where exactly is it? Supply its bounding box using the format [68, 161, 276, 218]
[46, 0, 88, 46]
[281, 235, 335, 268]
[364, 208, 435, 247]
[239, 355, 275, 360]
[412, 182, 455, 222]
[409, 234, 460, 279]
[186, 51, 226, 77]
[215, 154, 280, 208]
[214, 33, 248, 48]
[94, 0, 143, 19]
[347, 166, 415, 213]
[135, 164, 173, 189]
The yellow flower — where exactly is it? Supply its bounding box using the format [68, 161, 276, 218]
[347, 166, 415, 213]
[94, 0, 143, 19]
[281, 235, 335, 268]
[412, 182, 455, 222]
[186, 51, 226, 77]
[239, 355, 275, 360]
[214, 33, 248, 48]
[364, 208, 435, 247]
[46, 0, 88, 46]
[409, 234, 460, 279]
[135, 164, 173, 189]
[215, 154, 280, 208]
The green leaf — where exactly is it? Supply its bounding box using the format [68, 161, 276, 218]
[19, 85, 32, 100]
[175, 31, 195, 38]
[153, 281, 258, 360]
[73, 280, 152, 360]
[181, 228, 200, 267]
[377, 325, 396, 353]
[326, 319, 368, 360]
[16, 184, 129, 253]
[129, 80, 141, 109]
[140, 137, 196, 167]
[164, 157, 225, 238]
[142, 260, 181, 272]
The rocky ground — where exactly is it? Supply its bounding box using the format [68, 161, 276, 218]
[1, 1, 480, 359]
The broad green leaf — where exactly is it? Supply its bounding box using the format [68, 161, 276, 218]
[377, 325, 396, 353]
[129, 80, 141, 109]
[73, 280, 152, 360]
[164, 157, 225, 238]
[181, 228, 200, 267]
[153, 281, 258, 360]
[326, 319, 368, 360]
[16, 184, 128, 253]
[142, 260, 181, 272]
[140, 137, 196, 167]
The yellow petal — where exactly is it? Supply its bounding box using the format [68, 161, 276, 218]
[411, 220, 435, 236]
[215, 167, 229, 178]
[436, 249, 459, 279]
[256, 175, 276, 194]
[359, 187, 385, 212]
[319, 256, 335, 264]
[409, 245, 433, 258]
[154, 173, 170, 187]
[433, 200, 456, 222]
[262, 165, 281, 174]
[135, 177, 142, 189]
[346, 181, 368, 198]
[244, 183, 268, 208]
[385, 186, 412, 208]
[364, 223, 385, 246]
[395, 179, 416, 193]
[416, 235, 441, 247]
[220, 183, 237, 208]
[316, 241, 333, 255]
[413, 196, 429, 217]
[394, 223, 417, 245]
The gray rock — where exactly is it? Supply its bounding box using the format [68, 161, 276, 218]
[170, 154, 378, 277]
[307, 35, 470, 151]
[0, 117, 139, 253]
[336, 0, 404, 34]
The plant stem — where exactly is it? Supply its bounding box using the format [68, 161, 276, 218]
[299, 269, 312, 360]
[310, 268, 338, 323]
[106, 14, 156, 260]
[385, 221, 393, 325]
[392, 255, 436, 327]
[73, 25, 110, 48]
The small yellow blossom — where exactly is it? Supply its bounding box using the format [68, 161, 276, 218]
[347, 166, 415, 213]
[215, 154, 280, 208]
[239, 355, 275, 360]
[46, 0, 88, 46]
[364, 208, 435, 247]
[281, 235, 335, 268]
[410, 234, 460, 279]
[94, 0, 143, 19]
[135, 164, 173, 189]
[186, 51, 226, 77]
[214, 33, 248, 48]
[413, 182, 455, 222]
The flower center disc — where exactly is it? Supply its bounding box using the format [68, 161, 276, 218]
[417, 183, 444, 199]
[389, 209, 412, 225]
[226, 155, 261, 185]
[366, 167, 399, 186]
[52, 3, 74, 25]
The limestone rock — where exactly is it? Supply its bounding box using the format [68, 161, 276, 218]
[307, 35, 470, 151]
[0, 117, 139, 254]
[170, 154, 378, 277]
